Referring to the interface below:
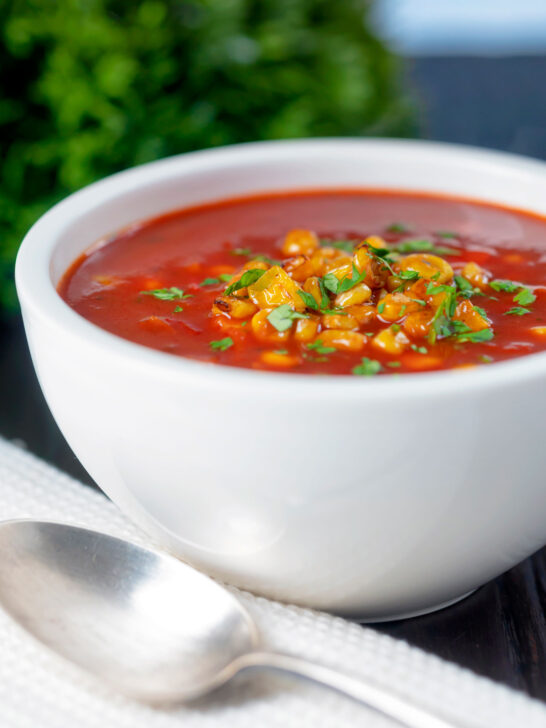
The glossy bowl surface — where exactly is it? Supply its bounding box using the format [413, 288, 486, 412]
[16, 139, 546, 619]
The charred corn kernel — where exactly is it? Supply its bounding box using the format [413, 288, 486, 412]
[303, 276, 323, 307]
[402, 353, 443, 370]
[321, 313, 359, 330]
[211, 296, 257, 319]
[461, 261, 489, 289]
[396, 253, 453, 283]
[530, 326, 546, 338]
[316, 330, 367, 352]
[402, 309, 436, 338]
[453, 299, 490, 332]
[294, 317, 319, 342]
[251, 309, 290, 343]
[345, 304, 376, 324]
[376, 292, 421, 322]
[281, 229, 319, 257]
[372, 327, 410, 355]
[261, 351, 301, 368]
[247, 265, 305, 311]
[353, 245, 389, 288]
[282, 255, 318, 282]
[334, 282, 372, 308]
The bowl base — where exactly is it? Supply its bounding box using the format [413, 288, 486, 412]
[357, 589, 478, 624]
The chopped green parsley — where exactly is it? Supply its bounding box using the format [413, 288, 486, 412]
[210, 337, 233, 351]
[352, 357, 382, 376]
[267, 304, 308, 332]
[140, 287, 192, 301]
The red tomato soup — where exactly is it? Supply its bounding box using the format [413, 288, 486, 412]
[58, 190, 546, 376]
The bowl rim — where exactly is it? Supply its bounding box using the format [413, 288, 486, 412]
[15, 137, 546, 401]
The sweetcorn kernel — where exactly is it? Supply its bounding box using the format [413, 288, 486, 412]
[251, 309, 290, 343]
[321, 313, 359, 330]
[396, 253, 453, 283]
[453, 300, 490, 332]
[315, 330, 367, 352]
[377, 292, 421, 322]
[372, 327, 410, 355]
[461, 261, 489, 289]
[345, 304, 376, 325]
[294, 317, 319, 342]
[281, 229, 319, 257]
[282, 255, 318, 282]
[402, 309, 436, 338]
[303, 276, 323, 307]
[261, 351, 301, 368]
[334, 282, 372, 308]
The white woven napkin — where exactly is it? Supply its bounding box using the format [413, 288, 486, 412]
[1, 436, 545, 728]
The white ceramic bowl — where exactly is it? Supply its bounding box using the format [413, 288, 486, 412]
[16, 139, 546, 620]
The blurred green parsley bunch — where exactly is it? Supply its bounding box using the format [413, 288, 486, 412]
[0, 0, 416, 316]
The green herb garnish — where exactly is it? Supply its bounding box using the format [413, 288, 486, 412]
[504, 306, 531, 316]
[173, 305, 184, 313]
[210, 337, 233, 351]
[454, 275, 473, 293]
[323, 263, 366, 295]
[490, 279, 519, 293]
[514, 287, 536, 306]
[224, 268, 266, 295]
[435, 230, 458, 239]
[230, 247, 253, 257]
[219, 273, 233, 282]
[200, 277, 220, 286]
[386, 222, 411, 234]
[387, 361, 402, 368]
[274, 349, 289, 355]
[480, 354, 494, 363]
[377, 302, 386, 314]
[411, 344, 428, 354]
[394, 239, 459, 256]
[140, 287, 192, 301]
[352, 357, 382, 376]
[307, 340, 336, 355]
[267, 304, 308, 332]
[456, 328, 494, 343]
[297, 290, 319, 310]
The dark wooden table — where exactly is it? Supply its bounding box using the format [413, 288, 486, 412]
[2, 55, 546, 701]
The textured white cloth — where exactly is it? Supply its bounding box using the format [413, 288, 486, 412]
[1, 436, 545, 728]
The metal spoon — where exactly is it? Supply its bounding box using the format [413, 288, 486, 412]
[0, 520, 458, 728]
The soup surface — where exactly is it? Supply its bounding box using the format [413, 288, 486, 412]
[59, 190, 546, 375]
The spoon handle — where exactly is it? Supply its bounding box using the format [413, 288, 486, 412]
[237, 651, 463, 728]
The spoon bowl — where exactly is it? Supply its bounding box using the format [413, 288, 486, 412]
[0, 520, 258, 702]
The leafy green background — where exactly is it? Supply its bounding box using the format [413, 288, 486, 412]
[1, 0, 416, 317]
